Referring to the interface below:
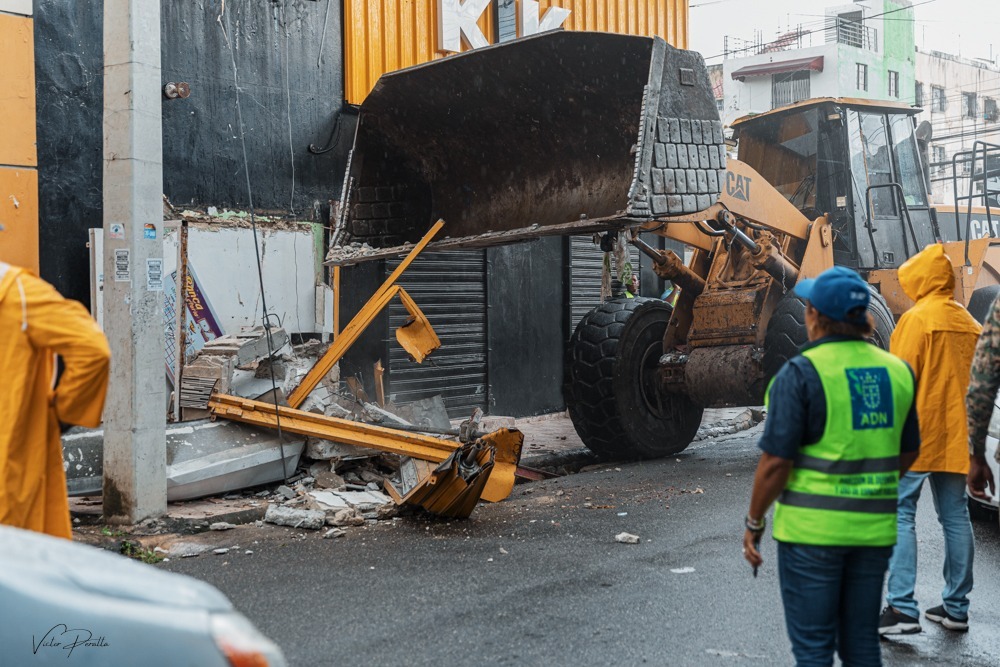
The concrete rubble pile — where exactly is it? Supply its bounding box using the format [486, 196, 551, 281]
[258, 394, 480, 529]
[261, 454, 403, 530]
[180, 326, 350, 418]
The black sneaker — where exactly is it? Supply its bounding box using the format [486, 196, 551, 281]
[879, 606, 922, 635]
[925, 605, 969, 632]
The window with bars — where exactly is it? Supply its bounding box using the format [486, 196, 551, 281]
[932, 145, 946, 175]
[963, 92, 978, 119]
[985, 98, 998, 123]
[772, 70, 811, 108]
[888, 70, 899, 98]
[914, 81, 923, 106]
[856, 63, 868, 91]
[932, 86, 946, 112]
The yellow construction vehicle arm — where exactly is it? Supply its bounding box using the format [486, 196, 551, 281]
[638, 158, 833, 280]
[641, 159, 813, 245]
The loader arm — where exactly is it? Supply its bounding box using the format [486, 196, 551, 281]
[641, 158, 834, 282]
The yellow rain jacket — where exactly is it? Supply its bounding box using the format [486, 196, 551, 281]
[890, 244, 981, 474]
[0, 263, 110, 539]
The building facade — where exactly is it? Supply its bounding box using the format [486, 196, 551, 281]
[913, 48, 1000, 206]
[721, 0, 915, 125]
[13, 0, 689, 419]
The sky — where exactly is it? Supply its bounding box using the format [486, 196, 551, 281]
[688, 0, 1000, 65]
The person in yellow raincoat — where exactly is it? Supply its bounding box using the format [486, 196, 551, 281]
[879, 244, 981, 635]
[0, 261, 110, 539]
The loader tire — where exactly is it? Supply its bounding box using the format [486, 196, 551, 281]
[867, 287, 894, 351]
[967, 285, 1000, 324]
[565, 298, 650, 459]
[614, 300, 704, 457]
[763, 286, 894, 382]
[763, 293, 808, 381]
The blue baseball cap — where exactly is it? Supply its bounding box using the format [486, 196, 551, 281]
[794, 266, 870, 324]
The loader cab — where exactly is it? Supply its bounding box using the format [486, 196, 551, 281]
[732, 98, 938, 271]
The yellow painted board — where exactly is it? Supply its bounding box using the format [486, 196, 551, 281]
[345, 0, 495, 104]
[0, 167, 39, 273]
[0, 13, 37, 167]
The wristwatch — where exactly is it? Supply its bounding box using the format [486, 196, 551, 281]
[745, 515, 766, 533]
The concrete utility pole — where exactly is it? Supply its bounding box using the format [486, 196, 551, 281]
[102, 0, 167, 523]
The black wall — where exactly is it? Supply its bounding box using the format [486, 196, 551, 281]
[487, 239, 566, 416]
[34, 0, 351, 306]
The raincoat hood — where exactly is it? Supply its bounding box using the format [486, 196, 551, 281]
[897, 243, 955, 302]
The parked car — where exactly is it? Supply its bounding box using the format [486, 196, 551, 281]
[967, 398, 1000, 523]
[0, 525, 286, 666]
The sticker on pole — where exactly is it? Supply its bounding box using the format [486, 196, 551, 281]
[146, 258, 164, 292]
[114, 249, 131, 282]
[144, 223, 157, 239]
[109, 223, 126, 240]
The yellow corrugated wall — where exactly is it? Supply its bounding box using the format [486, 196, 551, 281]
[345, 0, 688, 104]
[344, 0, 495, 104]
[537, 0, 687, 48]
[0, 6, 39, 272]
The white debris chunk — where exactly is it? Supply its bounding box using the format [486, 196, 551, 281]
[210, 522, 236, 531]
[264, 504, 326, 530]
[670, 567, 696, 574]
[615, 532, 640, 544]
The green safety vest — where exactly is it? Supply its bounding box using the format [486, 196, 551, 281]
[770, 340, 914, 547]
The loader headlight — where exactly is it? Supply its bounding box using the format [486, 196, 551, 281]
[211, 612, 287, 667]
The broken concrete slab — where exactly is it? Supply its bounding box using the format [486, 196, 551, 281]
[392, 395, 451, 431]
[328, 508, 366, 527]
[308, 490, 350, 511]
[64, 419, 304, 502]
[264, 505, 326, 530]
[167, 439, 304, 502]
[200, 326, 289, 366]
[307, 462, 346, 490]
[305, 438, 381, 461]
[308, 489, 393, 514]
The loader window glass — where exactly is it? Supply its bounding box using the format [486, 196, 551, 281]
[737, 109, 818, 212]
[888, 114, 928, 207]
[848, 111, 897, 218]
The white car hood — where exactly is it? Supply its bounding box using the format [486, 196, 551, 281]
[0, 526, 232, 611]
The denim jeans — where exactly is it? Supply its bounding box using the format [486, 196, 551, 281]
[778, 541, 892, 667]
[886, 472, 974, 620]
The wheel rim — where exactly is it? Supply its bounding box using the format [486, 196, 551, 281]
[639, 340, 667, 419]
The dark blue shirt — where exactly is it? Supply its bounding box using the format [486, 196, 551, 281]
[758, 336, 921, 459]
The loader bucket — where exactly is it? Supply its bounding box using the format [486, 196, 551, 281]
[331, 30, 725, 263]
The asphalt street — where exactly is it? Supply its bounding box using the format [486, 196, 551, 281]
[162, 426, 1000, 666]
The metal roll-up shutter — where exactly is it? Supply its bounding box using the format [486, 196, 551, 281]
[568, 236, 639, 336]
[385, 250, 488, 418]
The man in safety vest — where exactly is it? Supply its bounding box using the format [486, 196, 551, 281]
[880, 244, 980, 635]
[742, 266, 920, 666]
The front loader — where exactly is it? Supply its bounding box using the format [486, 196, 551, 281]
[330, 31, 1000, 461]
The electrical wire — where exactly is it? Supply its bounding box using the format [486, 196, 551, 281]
[217, 1, 288, 481]
[705, 0, 940, 62]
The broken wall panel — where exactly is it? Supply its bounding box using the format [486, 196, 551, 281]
[90, 221, 324, 336]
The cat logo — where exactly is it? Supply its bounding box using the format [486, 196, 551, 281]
[726, 172, 752, 202]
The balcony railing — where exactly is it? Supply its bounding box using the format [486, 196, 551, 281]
[830, 20, 878, 51]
